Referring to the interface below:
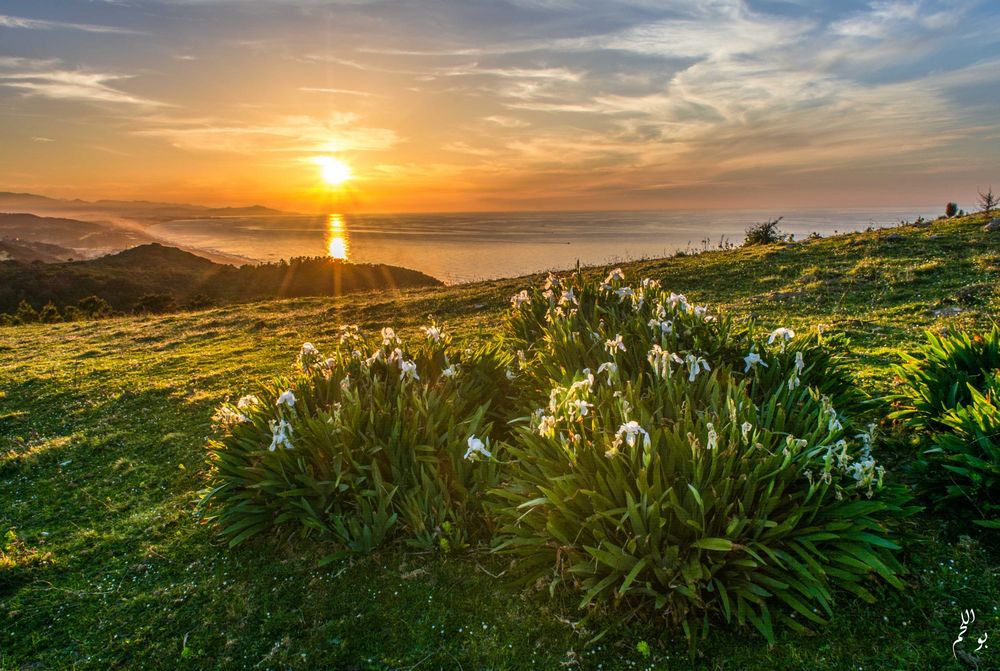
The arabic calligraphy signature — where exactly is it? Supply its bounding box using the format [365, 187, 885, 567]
[954, 609, 975, 658]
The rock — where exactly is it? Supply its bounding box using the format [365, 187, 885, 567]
[983, 218, 1000, 232]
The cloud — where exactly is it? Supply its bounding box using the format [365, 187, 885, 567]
[0, 70, 164, 106]
[134, 113, 399, 154]
[0, 13, 143, 35]
[299, 87, 377, 97]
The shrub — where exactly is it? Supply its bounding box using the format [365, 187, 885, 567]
[200, 325, 505, 554]
[133, 293, 175, 314]
[891, 327, 1000, 527]
[14, 300, 37, 324]
[77, 295, 114, 319]
[37, 302, 62, 323]
[494, 269, 911, 652]
[945, 202, 959, 218]
[743, 217, 786, 246]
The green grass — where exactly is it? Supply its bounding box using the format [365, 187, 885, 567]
[2, 213, 999, 670]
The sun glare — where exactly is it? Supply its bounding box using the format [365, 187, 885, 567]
[316, 156, 352, 186]
[326, 213, 349, 260]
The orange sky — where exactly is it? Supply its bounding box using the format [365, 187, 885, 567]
[1, 1, 998, 213]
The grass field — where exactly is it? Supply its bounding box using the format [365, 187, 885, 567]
[3, 213, 999, 670]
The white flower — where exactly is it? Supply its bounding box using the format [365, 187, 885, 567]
[768, 327, 795, 350]
[387, 347, 404, 364]
[569, 398, 593, 418]
[617, 420, 650, 448]
[648, 345, 683, 378]
[692, 305, 709, 318]
[236, 395, 260, 409]
[597, 361, 617, 383]
[297, 342, 320, 368]
[510, 290, 531, 308]
[794, 351, 805, 374]
[505, 368, 516, 380]
[464, 435, 492, 461]
[741, 421, 753, 440]
[338, 325, 362, 344]
[268, 418, 293, 451]
[537, 414, 557, 438]
[212, 405, 249, 429]
[668, 292, 688, 307]
[616, 287, 634, 301]
[276, 390, 296, 408]
[422, 325, 443, 342]
[605, 334, 626, 354]
[706, 422, 718, 450]
[605, 268, 625, 283]
[381, 326, 400, 346]
[684, 354, 711, 382]
[340, 375, 351, 392]
[543, 273, 559, 290]
[399, 359, 419, 380]
[641, 278, 659, 289]
[559, 287, 577, 306]
[442, 364, 458, 378]
[743, 351, 769, 373]
[788, 375, 800, 391]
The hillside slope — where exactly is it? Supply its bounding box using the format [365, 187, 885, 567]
[0, 243, 443, 313]
[1, 213, 998, 670]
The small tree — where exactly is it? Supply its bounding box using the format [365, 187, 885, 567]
[133, 293, 175, 314]
[979, 187, 997, 216]
[946, 202, 958, 218]
[77, 295, 114, 319]
[37, 302, 62, 323]
[744, 216, 785, 246]
[14, 300, 38, 324]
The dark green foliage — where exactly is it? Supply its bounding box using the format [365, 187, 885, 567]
[14, 300, 37, 324]
[37, 302, 62, 323]
[494, 269, 912, 652]
[946, 202, 959, 218]
[743, 217, 786, 246]
[133, 293, 175, 314]
[892, 327, 1000, 527]
[76, 295, 115, 318]
[200, 329, 502, 553]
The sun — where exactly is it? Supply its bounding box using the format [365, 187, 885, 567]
[315, 156, 352, 186]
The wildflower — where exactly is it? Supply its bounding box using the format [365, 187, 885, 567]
[298, 342, 321, 369]
[597, 361, 617, 383]
[706, 422, 718, 450]
[510, 290, 531, 308]
[387, 347, 404, 364]
[442, 364, 458, 378]
[505, 368, 516, 380]
[648, 345, 682, 378]
[276, 390, 296, 408]
[605, 334, 626, 354]
[236, 395, 260, 409]
[743, 351, 768, 373]
[381, 326, 400, 346]
[667, 292, 688, 308]
[788, 375, 800, 391]
[605, 268, 625, 283]
[617, 420, 651, 448]
[768, 327, 795, 351]
[268, 418, 293, 451]
[794, 351, 805, 374]
[692, 305, 709, 318]
[464, 436, 492, 461]
[212, 405, 248, 429]
[559, 287, 577, 306]
[641, 277, 660, 289]
[569, 398, 593, 418]
[543, 272, 560, 290]
[338, 325, 362, 344]
[399, 359, 419, 380]
[741, 421, 753, 440]
[340, 375, 351, 392]
[684, 354, 711, 382]
[537, 414, 557, 438]
[542, 288, 555, 302]
[422, 324, 443, 342]
[616, 287, 634, 301]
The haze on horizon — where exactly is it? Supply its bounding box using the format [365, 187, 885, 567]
[0, 0, 998, 214]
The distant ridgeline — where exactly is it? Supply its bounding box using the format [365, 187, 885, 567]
[0, 243, 442, 322]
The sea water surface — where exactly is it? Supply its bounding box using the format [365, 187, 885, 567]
[150, 208, 937, 284]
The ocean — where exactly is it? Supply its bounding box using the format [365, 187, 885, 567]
[149, 207, 938, 284]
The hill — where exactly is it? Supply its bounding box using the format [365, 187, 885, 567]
[0, 238, 77, 263]
[0, 243, 442, 315]
[1, 213, 998, 670]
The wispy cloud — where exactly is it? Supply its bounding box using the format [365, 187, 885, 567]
[134, 113, 398, 154]
[0, 70, 164, 106]
[0, 13, 142, 35]
[299, 87, 377, 97]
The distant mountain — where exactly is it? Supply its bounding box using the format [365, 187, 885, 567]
[0, 243, 442, 315]
[0, 191, 297, 223]
[0, 212, 154, 253]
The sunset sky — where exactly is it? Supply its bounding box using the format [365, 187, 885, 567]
[1, 0, 998, 212]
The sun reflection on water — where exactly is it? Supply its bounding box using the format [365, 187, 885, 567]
[326, 213, 349, 260]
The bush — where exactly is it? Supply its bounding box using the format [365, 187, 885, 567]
[37, 302, 62, 323]
[945, 202, 959, 218]
[14, 300, 37, 324]
[133, 293, 175, 314]
[494, 268, 911, 651]
[77, 295, 114, 319]
[891, 327, 1000, 527]
[200, 325, 506, 554]
[744, 217, 786, 246]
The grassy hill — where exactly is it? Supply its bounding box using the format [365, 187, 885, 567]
[1, 213, 998, 670]
[0, 243, 442, 315]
